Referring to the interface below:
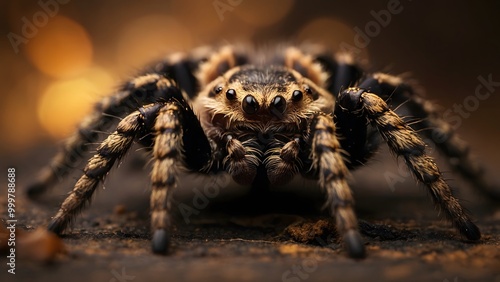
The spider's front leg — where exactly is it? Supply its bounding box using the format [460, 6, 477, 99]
[48, 96, 212, 254]
[149, 103, 184, 253]
[27, 74, 183, 198]
[310, 114, 366, 258]
[150, 98, 212, 253]
[359, 73, 498, 199]
[339, 88, 481, 241]
[48, 103, 164, 234]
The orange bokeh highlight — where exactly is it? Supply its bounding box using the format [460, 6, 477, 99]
[37, 67, 114, 138]
[234, 0, 295, 27]
[25, 15, 93, 78]
[297, 18, 369, 60]
[116, 15, 193, 69]
[298, 18, 354, 44]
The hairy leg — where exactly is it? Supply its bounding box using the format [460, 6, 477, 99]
[149, 103, 184, 254]
[310, 114, 365, 258]
[48, 104, 163, 234]
[340, 88, 480, 240]
[27, 75, 182, 198]
[359, 73, 497, 199]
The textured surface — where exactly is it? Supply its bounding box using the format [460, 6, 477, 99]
[1, 145, 499, 282]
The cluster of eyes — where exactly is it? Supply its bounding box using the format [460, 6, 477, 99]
[214, 86, 308, 117]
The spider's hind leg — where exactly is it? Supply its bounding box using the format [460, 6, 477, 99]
[339, 88, 480, 241]
[359, 73, 498, 199]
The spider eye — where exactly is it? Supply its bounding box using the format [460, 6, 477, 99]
[242, 94, 259, 114]
[214, 86, 223, 94]
[226, 89, 237, 100]
[292, 90, 303, 102]
[270, 95, 286, 117]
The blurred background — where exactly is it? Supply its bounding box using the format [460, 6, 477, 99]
[1, 0, 499, 179]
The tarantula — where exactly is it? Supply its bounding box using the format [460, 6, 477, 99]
[27, 44, 487, 258]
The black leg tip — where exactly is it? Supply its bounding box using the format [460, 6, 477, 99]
[47, 219, 65, 235]
[343, 230, 366, 259]
[461, 221, 481, 241]
[152, 229, 170, 255]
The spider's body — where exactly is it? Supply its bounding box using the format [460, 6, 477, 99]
[28, 45, 487, 258]
[195, 64, 335, 186]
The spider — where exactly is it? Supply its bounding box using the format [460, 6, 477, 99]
[27, 44, 487, 258]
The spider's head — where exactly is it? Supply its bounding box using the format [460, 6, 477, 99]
[198, 65, 334, 129]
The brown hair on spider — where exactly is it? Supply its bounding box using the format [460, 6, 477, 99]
[196, 65, 334, 130]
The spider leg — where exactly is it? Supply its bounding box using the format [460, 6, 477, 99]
[27, 75, 183, 198]
[48, 103, 163, 234]
[149, 103, 184, 254]
[339, 88, 481, 241]
[310, 114, 365, 259]
[148, 88, 213, 254]
[359, 73, 498, 199]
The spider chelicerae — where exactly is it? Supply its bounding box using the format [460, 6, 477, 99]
[27, 44, 487, 258]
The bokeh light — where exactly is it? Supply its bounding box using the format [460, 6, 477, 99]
[116, 15, 193, 69]
[298, 18, 354, 46]
[168, 2, 222, 39]
[1, 74, 42, 150]
[297, 18, 369, 60]
[234, 0, 295, 27]
[37, 67, 114, 138]
[25, 15, 93, 78]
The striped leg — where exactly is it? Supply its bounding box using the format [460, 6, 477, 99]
[311, 114, 365, 258]
[359, 73, 497, 199]
[148, 88, 212, 254]
[27, 75, 182, 198]
[340, 88, 480, 241]
[48, 104, 163, 234]
[149, 103, 184, 254]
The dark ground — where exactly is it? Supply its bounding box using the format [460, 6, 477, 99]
[1, 144, 499, 282]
